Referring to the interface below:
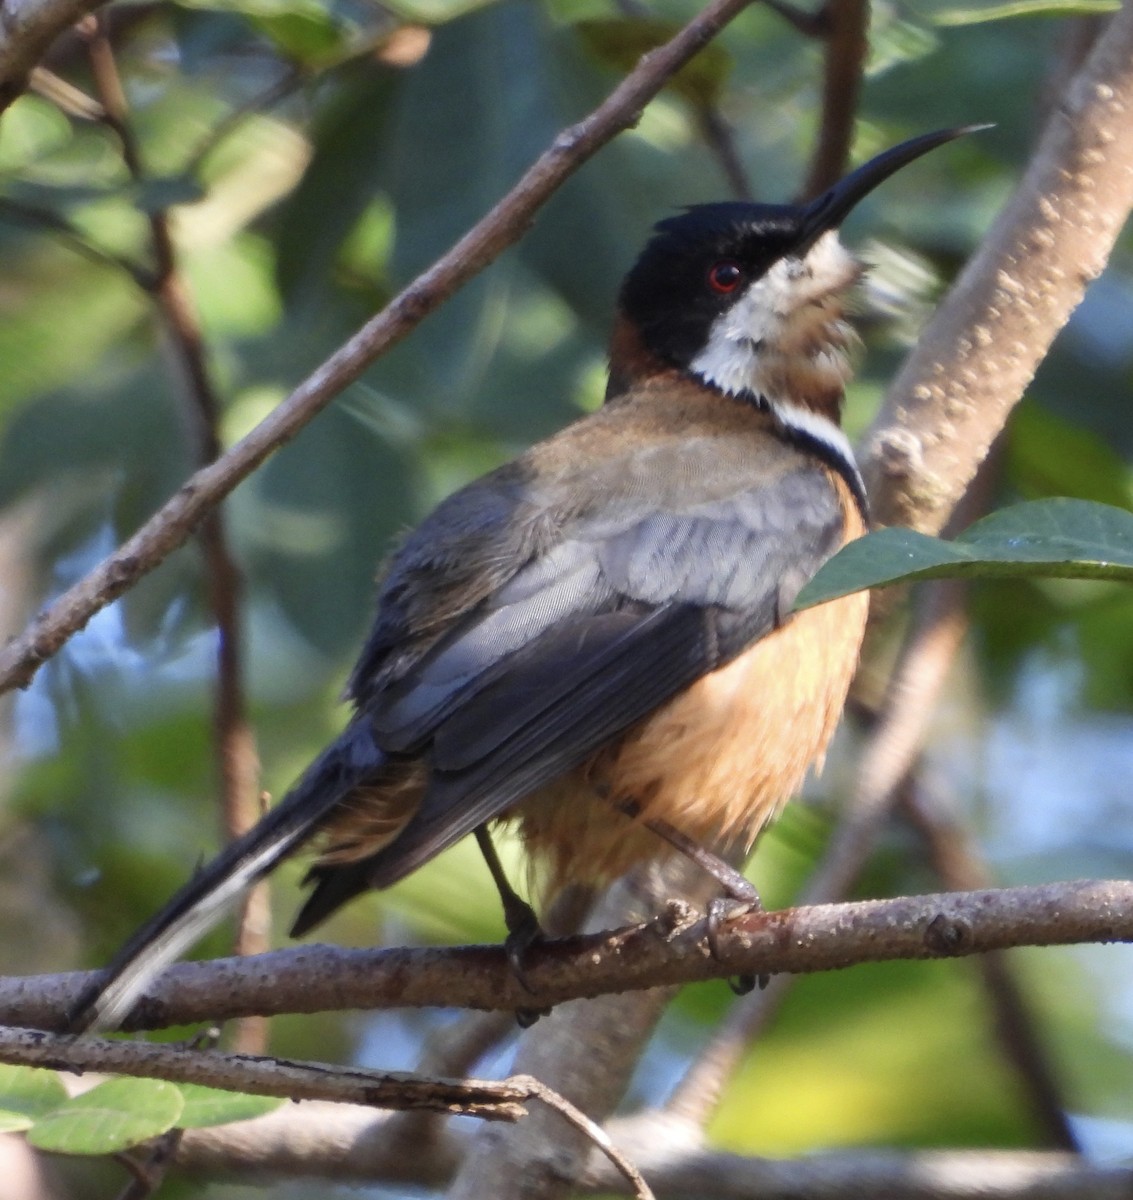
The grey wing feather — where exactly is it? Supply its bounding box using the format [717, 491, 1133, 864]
[372, 541, 612, 750]
[298, 462, 846, 909]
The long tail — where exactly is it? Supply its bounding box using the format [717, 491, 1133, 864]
[67, 719, 386, 1033]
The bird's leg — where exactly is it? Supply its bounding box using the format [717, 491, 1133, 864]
[474, 826, 551, 1026]
[619, 803, 766, 995]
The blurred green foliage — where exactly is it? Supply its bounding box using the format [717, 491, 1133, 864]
[1, 0, 1132, 1194]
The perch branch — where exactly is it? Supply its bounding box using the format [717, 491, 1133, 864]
[3, 879, 1131, 1033]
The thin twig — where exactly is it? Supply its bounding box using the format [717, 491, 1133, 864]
[113, 1131, 184, 1200]
[801, 0, 869, 199]
[0, 195, 148, 282]
[516, 1074, 655, 1200]
[0, 1026, 529, 1119]
[81, 14, 267, 1052]
[695, 106, 754, 199]
[0, 0, 758, 699]
[611, 0, 752, 198]
[0, 1028, 652, 1195]
[182, 67, 305, 177]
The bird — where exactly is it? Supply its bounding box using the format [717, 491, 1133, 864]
[70, 126, 974, 1033]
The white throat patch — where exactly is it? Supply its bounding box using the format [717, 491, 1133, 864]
[688, 228, 863, 486]
[688, 230, 861, 407]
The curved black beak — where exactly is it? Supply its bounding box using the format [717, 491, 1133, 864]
[799, 124, 991, 250]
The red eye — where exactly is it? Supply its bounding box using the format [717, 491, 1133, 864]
[708, 261, 742, 294]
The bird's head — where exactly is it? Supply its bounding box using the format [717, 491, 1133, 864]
[609, 127, 981, 424]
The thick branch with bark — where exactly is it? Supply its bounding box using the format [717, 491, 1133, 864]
[181, 1103, 1133, 1198]
[861, 0, 1133, 533]
[2, 880, 1130, 1033]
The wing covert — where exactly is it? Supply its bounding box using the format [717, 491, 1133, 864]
[338, 460, 848, 886]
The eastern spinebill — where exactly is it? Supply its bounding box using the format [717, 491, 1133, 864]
[71, 126, 976, 1031]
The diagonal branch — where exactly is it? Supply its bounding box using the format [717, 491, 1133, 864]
[0, 0, 110, 111]
[0, 0, 758, 698]
[861, 0, 1133, 535]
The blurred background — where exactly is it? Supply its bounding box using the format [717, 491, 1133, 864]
[1, 0, 1132, 1194]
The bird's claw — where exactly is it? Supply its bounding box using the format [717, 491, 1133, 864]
[706, 895, 769, 995]
[503, 907, 554, 1026]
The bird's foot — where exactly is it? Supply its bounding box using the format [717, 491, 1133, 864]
[706, 888, 769, 996]
[475, 826, 553, 1025]
[501, 895, 553, 1026]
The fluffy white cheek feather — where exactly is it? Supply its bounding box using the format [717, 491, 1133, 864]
[689, 230, 861, 411]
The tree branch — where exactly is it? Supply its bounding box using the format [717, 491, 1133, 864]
[171, 1099, 1133, 1196]
[81, 12, 267, 1052]
[801, 0, 870, 199]
[0, 0, 109, 111]
[0, 0, 758, 698]
[0, 1030, 655, 1198]
[4, 879, 1131, 1033]
[0, 1025, 529, 1119]
[861, 0, 1133, 534]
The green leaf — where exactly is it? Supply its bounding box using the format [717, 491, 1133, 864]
[174, 1083, 283, 1129]
[0, 1066, 69, 1133]
[26, 1078, 183, 1156]
[932, 0, 1118, 24]
[866, 10, 940, 77]
[574, 18, 732, 108]
[249, 11, 351, 65]
[796, 499, 1133, 609]
[172, 0, 355, 63]
[379, 0, 499, 22]
[0, 95, 74, 172]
